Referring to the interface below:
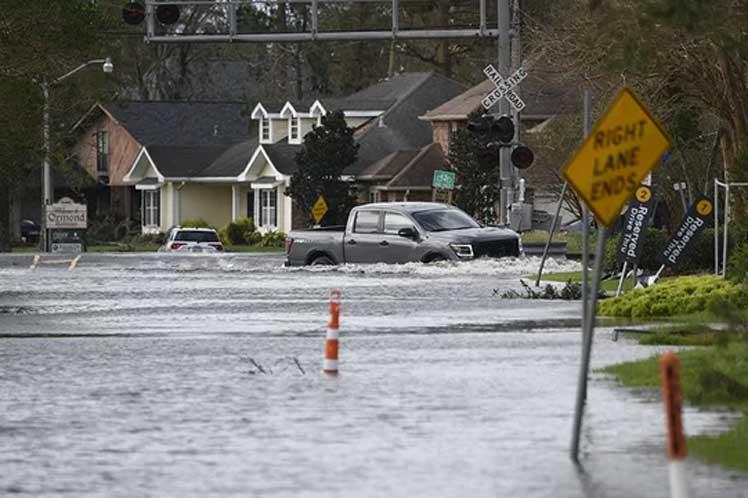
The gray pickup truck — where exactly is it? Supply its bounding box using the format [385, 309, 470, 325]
[285, 202, 521, 266]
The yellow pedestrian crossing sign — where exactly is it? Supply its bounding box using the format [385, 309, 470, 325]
[562, 87, 671, 227]
[312, 195, 328, 224]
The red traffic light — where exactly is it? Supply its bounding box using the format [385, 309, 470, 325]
[122, 2, 145, 25]
[157, 4, 180, 25]
[511, 145, 534, 170]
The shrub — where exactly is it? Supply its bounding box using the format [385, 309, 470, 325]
[727, 241, 748, 284]
[220, 217, 256, 245]
[598, 275, 747, 319]
[181, 218, 212, 228]
[603, 228, 668, 272]
[260, 231, 286, 248]
[245, 231, 263, 245]
[86, 214, 117, 243]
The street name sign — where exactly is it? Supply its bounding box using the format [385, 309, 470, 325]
[432, 170, 456, 191]
[312, 195, 329, 224]
[46, 197, 87, 229]
[562, 87, 671, 227]
[481, 65, 527, 112]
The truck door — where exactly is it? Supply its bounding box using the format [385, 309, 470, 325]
[381, 211, 419, 264]
[344, 210, 383, 264]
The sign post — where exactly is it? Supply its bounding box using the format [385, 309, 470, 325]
[565, 87, 671, 463]
[614, 184, 656, 295]
[432, 170, 456, 204]
[653, 196, 713, 279]
[46, 197, 87, 253]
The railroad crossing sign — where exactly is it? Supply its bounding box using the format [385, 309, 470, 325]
[432, 170, 456, 191]
[312, 195, 328, 224]
[481, 65, 528, 112]
[562, 87, 671, 227]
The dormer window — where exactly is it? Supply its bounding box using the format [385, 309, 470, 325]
[260, 118, 271, 143]
[289, 117, 301, 143]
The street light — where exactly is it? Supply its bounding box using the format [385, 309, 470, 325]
[40, 57, 114, 251]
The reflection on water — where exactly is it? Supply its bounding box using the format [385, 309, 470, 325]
[0, 253, 745, 497]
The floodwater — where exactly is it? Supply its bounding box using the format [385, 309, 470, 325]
[0, 253, 746, 498]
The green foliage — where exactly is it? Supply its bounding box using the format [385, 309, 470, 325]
[604, 338, 748, 471]
[449, 111, 500, 223]
[603, 228, 668, 272]
[598, 275, 747, 318]
[181, 218, 213, 229]
[286, 110, 357, 227]
[727, 241, 748, 284]
[260, 231, 286, 248]
[501, 280, 584, 300]
[220, 217, 256, 245]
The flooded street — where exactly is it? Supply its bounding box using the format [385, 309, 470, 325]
[1, 253, 746, 497]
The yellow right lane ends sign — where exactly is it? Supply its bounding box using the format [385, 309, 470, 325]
[562, 87, 671, 227]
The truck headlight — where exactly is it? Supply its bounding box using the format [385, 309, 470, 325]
[450, 243, 474, 258]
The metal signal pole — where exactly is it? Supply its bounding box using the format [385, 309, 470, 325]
[498, 0, 514, 225]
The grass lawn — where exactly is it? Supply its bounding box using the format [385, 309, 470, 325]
[521, 230, 588, 254]
[604, 341, 748, 472]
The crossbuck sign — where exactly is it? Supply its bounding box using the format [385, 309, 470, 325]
[481, 65, 528, 112]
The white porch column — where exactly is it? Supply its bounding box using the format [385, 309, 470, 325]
[231, 184, 240, 221]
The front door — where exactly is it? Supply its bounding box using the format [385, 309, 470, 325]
[381, 211, 419, 264]
[344, 210, 383, 264]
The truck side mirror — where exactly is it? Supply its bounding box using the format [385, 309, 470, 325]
[398, 227, 417, 239]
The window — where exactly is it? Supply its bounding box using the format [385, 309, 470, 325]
[412, 208, 480, 232]
[384, 212, 414, 235]
[260, 189, 277, 228]
[260, 118, 271, 142]
[353, 211, 380, 234]
[96, 130, 109, 174]
[175, 230, 219, 243]
[143, 190, 160, 227]
[368, 190, 381, 203]
[289, 117, 300, 142]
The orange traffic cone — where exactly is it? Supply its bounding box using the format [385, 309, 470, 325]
[323, 290, 341, 375]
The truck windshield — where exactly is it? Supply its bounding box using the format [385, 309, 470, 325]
[412, 209, 480, 232]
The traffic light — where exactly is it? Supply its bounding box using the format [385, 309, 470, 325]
[122, 2, 180, 26]
[466, 114, 534, 170]
[122, 2, 145, 25]
[511, 145, 534, 170]
[157, 4, 181, 25]
[491, 116, 515, 144]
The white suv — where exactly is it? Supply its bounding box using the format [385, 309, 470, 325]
[162, 227, 224, 252]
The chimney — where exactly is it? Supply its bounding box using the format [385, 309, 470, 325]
[213, 124, 219, 137]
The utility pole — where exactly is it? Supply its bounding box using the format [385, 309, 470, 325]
[497, 0, 516, 225]
[41, 81, 51, 252]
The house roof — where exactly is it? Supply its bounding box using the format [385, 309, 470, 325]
[385, 143, 447, 189]
[345, 72, 466, 176]
[80, 101, 251, 146]
[421, 73, 582, 121]
[146, 144, 232, 178]
[358, 150, 420, 180]
[200, 138, 258, 177]
[262, 142, 303, 176]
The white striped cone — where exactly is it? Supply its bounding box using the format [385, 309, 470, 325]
[323, 292, 341, 375]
